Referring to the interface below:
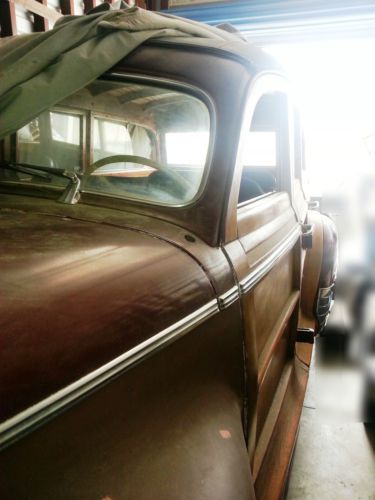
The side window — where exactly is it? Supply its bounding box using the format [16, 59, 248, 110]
[238, 92, 290, 204]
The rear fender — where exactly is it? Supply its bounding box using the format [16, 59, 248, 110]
[300, 211, 338, 333]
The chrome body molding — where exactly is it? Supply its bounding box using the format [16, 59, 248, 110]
[0, 299, 219, 450]
[218, 285, 240, 310]
[240, 225, 301, 295]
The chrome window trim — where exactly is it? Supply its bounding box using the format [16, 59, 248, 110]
[0, 299, 219, 450]
[240, 224, 301, 294]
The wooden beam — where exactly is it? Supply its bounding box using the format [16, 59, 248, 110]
[14, 0, 63, 22]
[0, 0, 17, 37]
[59, 0, 74, 15]
[34, 0, 49, 31]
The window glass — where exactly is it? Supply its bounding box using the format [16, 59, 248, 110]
[92, 118, 154, 177]
[2, 80, 211, 206]
[243, 131, 277, 167]
[84, 81, 210, 206]
[93, 118, 133, 158]
[17, 110, 83, 172]
[238, 93, 289, 204]
[51, 112, 81, 145]
[166, 132, 210, 165]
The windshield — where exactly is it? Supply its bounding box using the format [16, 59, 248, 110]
[0, 79, 211, 206]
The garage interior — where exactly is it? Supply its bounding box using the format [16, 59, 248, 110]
[1, 1, 375, 499]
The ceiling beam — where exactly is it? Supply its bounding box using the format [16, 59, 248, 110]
[14, 0, 62, 22]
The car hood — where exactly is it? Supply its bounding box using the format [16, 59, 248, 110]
[0, 207, 215, 422]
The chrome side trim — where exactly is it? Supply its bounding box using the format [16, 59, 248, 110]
[0, 299, 219, 450]
[218, 285, 240, 310]
[240, 225, 301, 294]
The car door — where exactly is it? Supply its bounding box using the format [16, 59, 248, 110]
[223, 74, 306, 497]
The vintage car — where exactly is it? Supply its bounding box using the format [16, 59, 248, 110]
[0, 12, 337, 500]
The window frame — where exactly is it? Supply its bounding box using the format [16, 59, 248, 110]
[224, 73, 296, 243]
[81, 74, 216, 209]
[0, 75, 215, 210]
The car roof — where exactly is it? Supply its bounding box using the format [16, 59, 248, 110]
[147, 35, 282, 74]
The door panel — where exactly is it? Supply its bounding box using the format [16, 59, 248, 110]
[222, 75, 313, 497]
[238, 193, 294, 244]
[235, 192, 301, 471]
[226, 201, 300, 479]
[256, 321, 291, 439]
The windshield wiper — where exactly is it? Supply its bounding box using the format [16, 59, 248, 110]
[0, 162, 81, 205]
[0, 161, 52, 180]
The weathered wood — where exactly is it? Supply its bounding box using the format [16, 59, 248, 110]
[0, 0, 17, 37]
[59, 0, 74, 15]
[14, 0, 62, 22]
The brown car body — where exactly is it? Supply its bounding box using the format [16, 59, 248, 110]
[0, 38, 337, 499]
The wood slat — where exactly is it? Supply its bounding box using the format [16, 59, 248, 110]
[254, 357, 309, 499]
[253, 360, 293, 480]
[257, 290, 300, 387]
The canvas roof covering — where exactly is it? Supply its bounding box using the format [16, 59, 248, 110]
[0, 4, 250, 140]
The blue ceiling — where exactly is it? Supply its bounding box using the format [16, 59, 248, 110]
[164, 1, 375, 43]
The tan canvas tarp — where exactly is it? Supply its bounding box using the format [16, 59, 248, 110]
[0, 5, 238, 139]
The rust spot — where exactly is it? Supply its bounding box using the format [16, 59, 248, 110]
[219, 429, 231, 439]
[102, 496, 113, 500]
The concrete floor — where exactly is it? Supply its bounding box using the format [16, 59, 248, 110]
[286, 302, 375, 500]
